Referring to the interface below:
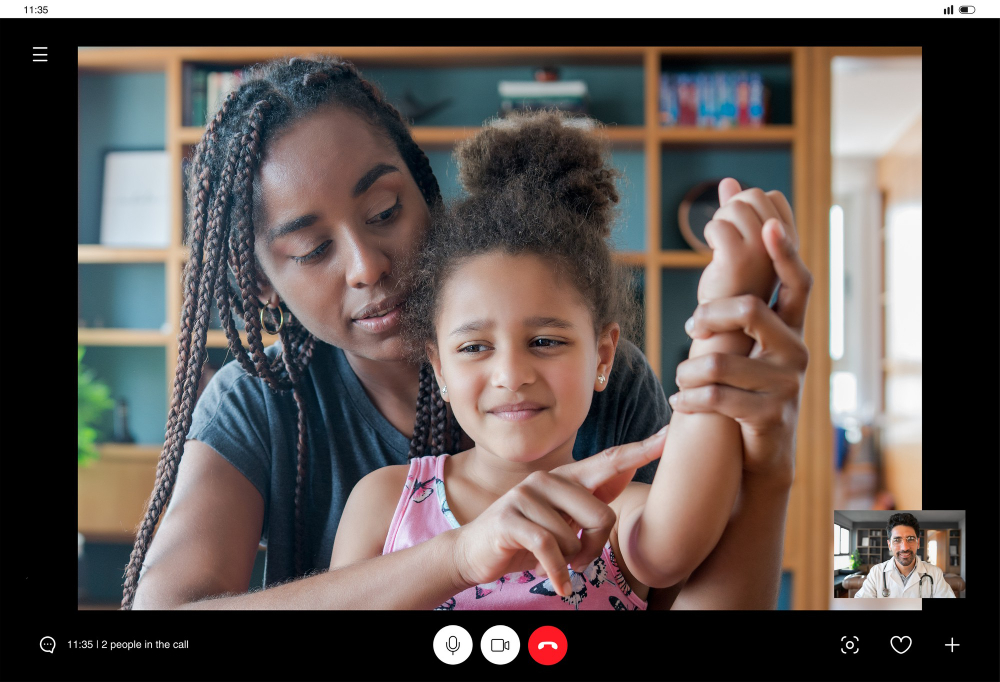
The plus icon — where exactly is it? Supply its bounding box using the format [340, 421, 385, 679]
[945, 638, 960, 652]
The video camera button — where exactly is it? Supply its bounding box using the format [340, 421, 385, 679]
[480, 625, 520, 665]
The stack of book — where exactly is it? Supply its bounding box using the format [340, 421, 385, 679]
[660, 72, 766, 128]
[183, 65, 245, 127]
[498, 80, 589, 116]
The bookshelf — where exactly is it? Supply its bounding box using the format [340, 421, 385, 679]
[78, 45, 826, 607]
[855, 527, 962, 574]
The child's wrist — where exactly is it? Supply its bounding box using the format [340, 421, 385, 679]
[443, 528, 477, 592]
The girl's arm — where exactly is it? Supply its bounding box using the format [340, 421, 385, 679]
[614, 333, 747, 589]
[615, 184, 786, 589]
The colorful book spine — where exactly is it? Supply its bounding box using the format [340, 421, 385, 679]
[676, 74, 697, 126]
[736, 72, 751, 127]
[696, 73, 714, 128]
[715, 72, 735, 129]
[749, 72, 765, 127]
[659, 74, 677, 126]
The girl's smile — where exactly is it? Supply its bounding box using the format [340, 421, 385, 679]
[429, 252, 618, 466]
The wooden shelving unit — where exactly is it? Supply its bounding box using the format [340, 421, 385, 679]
[79, 45, 830, 608]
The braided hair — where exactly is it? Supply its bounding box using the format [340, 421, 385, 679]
[121, 56, 464, 609]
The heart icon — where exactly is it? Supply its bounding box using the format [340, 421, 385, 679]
[890, 635, 912, 654]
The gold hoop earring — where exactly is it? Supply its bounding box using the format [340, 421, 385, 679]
[260, 304, 285, 335]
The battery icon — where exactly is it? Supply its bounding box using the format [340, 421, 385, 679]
[959, 5, 974, 12]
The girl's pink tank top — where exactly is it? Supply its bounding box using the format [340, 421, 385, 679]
[382, 453, 647, 611]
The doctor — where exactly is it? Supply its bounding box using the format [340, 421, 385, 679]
[854, 513, 955, 598]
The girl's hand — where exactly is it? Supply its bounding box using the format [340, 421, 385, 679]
[450, 428, 667, 597]
[674, 189, 811, 485]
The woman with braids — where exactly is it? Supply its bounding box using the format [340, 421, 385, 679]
[329, 110, 784, 609]
[125, 55, 812, 610]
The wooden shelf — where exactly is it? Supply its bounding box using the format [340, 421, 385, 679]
[78, 245, 170, 264]
[659, 125, 795, 144]
[206, 330, 252, 348]
[180, 124, 647, 150]
[78, 328, 171, 347]
[657, 251, 712, 268]
[96, 443, 163, 461]
[81, 46, 650, 72]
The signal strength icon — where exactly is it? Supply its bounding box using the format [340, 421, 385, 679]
[943, 4, 953, 13]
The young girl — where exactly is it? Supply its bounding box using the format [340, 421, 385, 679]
[329, 110, 781, 608]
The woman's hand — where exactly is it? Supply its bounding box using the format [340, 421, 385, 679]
[672, 179, 812, 484]
[450, 428, 667, 598]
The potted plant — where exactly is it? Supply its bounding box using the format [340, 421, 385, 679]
[78, 346, 114, 602]
[849, 550, 861, 573]
[79, 346, 113, 466]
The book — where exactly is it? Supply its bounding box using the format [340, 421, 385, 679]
[676, 74, 698, 126]
[861, 537, 869, 546]
[659, 74, 677, 125]
[498, 80, 589, 115]
[190, 68, 208, 127]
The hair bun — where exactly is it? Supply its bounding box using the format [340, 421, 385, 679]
[455, 110, 619, 238]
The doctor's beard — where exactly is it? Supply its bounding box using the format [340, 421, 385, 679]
[895, 550, 914, 566]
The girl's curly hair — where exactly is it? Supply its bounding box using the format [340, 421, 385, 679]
[402, 109, 640, 358]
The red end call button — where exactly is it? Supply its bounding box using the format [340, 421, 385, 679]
[528, 626, 567, 665]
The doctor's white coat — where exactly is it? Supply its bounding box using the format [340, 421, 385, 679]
[853, 558, 956, 598]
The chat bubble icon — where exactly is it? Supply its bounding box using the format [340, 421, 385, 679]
[40, 636, 56, 654]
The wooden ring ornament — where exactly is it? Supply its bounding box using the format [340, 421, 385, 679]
[677, 178, 746, 253]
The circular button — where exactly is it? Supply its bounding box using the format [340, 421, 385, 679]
[480, 625, 520, 665]
[528, 625, 567, 665]
[432, 625, 473, 665]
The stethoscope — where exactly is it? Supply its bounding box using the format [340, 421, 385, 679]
[878, 561, 933, 597]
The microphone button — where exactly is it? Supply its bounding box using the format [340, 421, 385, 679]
[433, 625, 472, 665]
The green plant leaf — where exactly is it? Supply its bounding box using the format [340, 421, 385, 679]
[79, 346, 114, 466]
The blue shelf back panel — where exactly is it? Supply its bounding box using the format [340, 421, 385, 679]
[424, 148, 645, 253]
[359, 65, 645, 127]
[423, 149, 463, 203]
[79, 72, 166, 244]
[660, 268, 703, 397]
[78, 264, 166, 329]
[660, 146, 792, 251]
[83, 346, 167, 445]
[624, 265, 645, 355]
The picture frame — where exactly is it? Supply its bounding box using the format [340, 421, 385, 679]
[99, 149, 170, 248]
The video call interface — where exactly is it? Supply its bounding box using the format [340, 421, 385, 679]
[3, 5, 997, 681]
